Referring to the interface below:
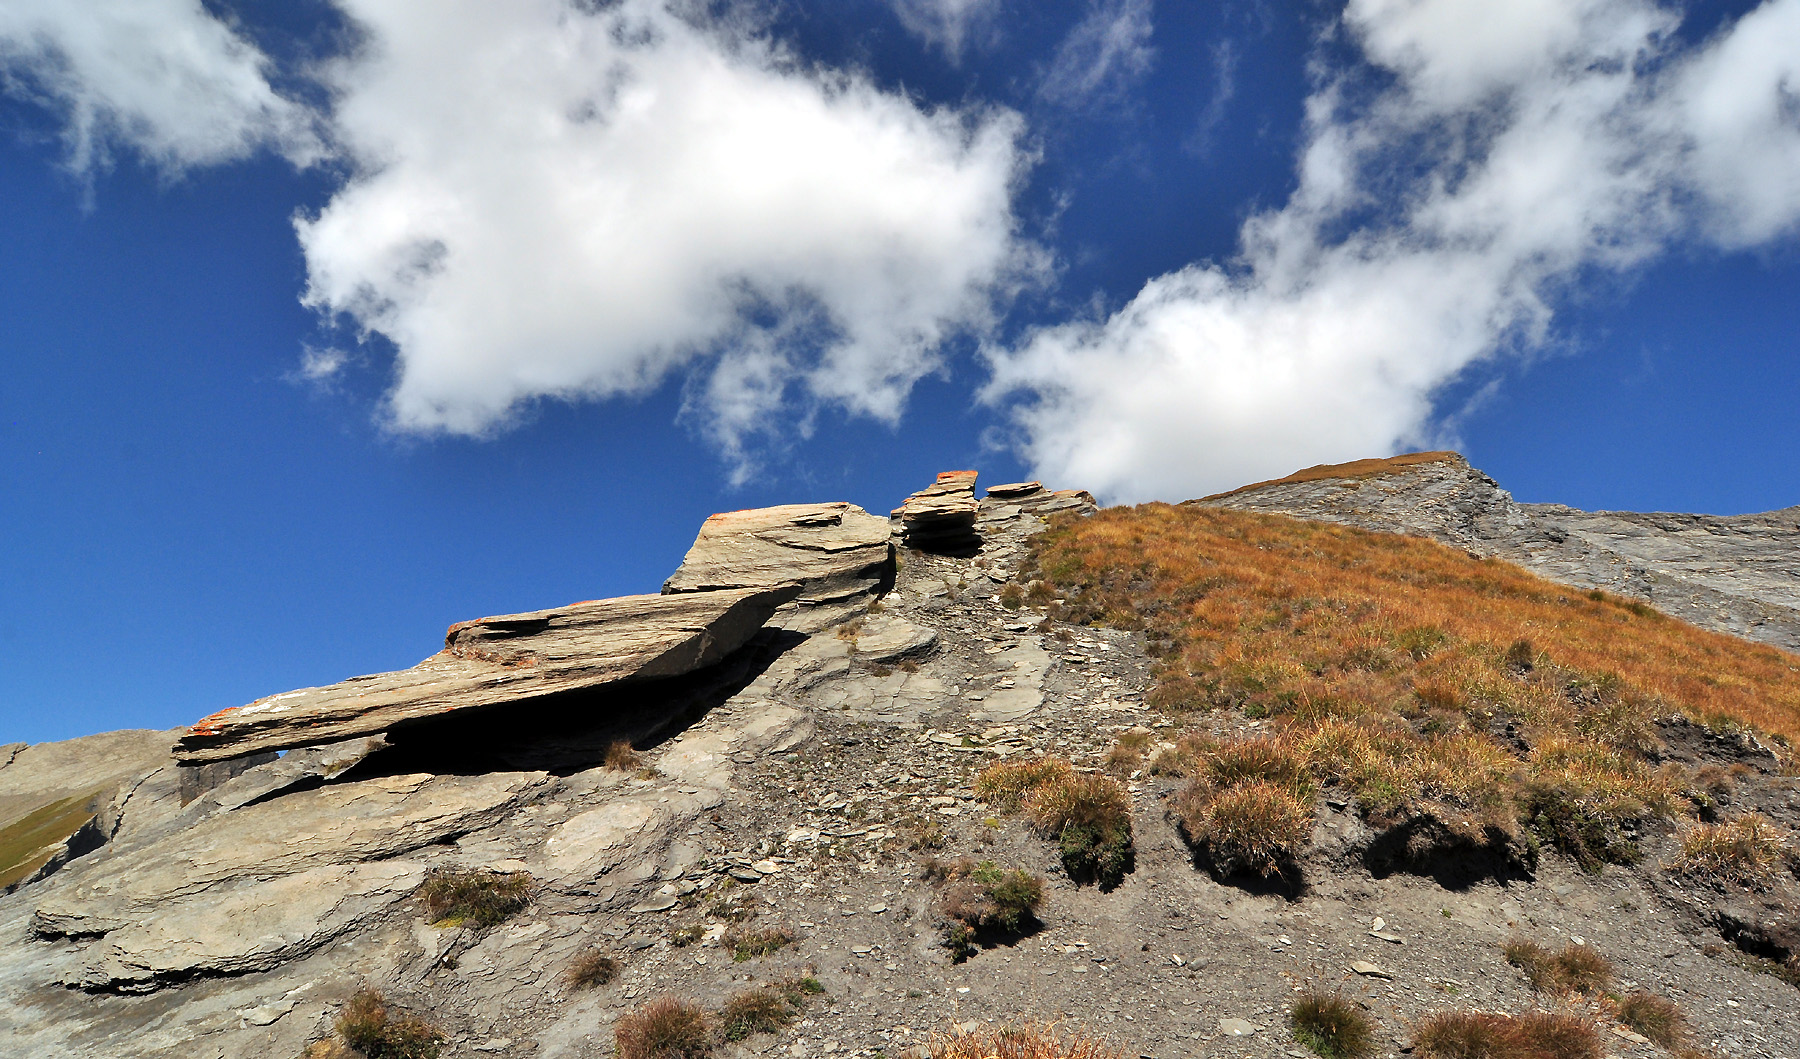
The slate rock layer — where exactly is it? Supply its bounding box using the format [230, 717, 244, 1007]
[895, 470, 982, 553]
[172, 585, 799, 764]
[662, 502, 893, 630]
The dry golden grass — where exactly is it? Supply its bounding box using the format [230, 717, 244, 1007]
[1616, 993, 1686, 1047]
[1503, 937, 1612, 994]
[604, 740, 644, 770]
[931, 1023, 1119, 1059]
[976, 757, 1076, 813]
[1021, 771, 1134, 887]
[1290, 990, 1376, 1059]
[615, 998, 711, 1059]
[1675, 814, 1789, 886]
[563, 950, 620, 990]
[722, 924, 795, 961]
[1413, 1011, 1600, 1059]
[1025, 504, 1800, 868]
[1199, 451, 1461, 501]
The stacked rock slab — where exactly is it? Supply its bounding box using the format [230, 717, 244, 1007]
[171, 585, 799, 764]
[662, 502, 893, 632]
[894, 470, 981, 553]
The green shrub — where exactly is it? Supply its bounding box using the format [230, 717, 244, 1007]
[335, 990, 443, 1059]
[933, 858, 1044, 961]
[417, 869, 531, 930]
[1289, 990, 1374, 1059]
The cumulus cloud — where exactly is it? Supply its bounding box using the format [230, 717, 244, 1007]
[1037, 0, 1156, 110]
[297, 0, 1035, 474]
[986, 0, 1800, 504]
[887, 0, 1001, 58]
[0, 0, 315, 175]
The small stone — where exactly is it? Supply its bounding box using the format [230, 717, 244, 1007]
[751, 860, 781, 874]
[1369, 931, 1405, 944]
[1350, 961, 1391, 979]
[1218, 1018, 1259, 1037]
[473, 1040, 513, 1053]
[630, 896, 678, 914]
[728, 867, 764, 883]
[868, 905, 888, 914]
[1371, 917, 1385, 931]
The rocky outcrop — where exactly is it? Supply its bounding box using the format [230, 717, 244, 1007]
[0, 730, 176, 893]
[1199, 452, 1800, 653]
[662, 502, 893, 631]
[895, 470, 981, 553]
[2, 470, 1797, 1058]
[173, 586, 799, 764]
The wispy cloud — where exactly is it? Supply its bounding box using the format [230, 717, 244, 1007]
[887, 0, 1002, 60]
[1183, 39, 1236, 157]
[1037, 0, 1156, 111]
[0, 0, 317, 177]
[987, 0, 1800, 503]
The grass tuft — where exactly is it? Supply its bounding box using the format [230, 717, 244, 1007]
[615, 998, 711, 1059]
[931, 1023, 1119, 1059]
[976, 757, 1076, 813]
[930, 858, 1044, 961]
[605, 740, 644, 770]
[716, 986, 802, 1041]
[1413, 1011, 1599, 1059]
[335, 989, 443, 1059]
[1022, 771, 1134, 887]
[722, 924, 795, 961]
[1676, 813, 1788, 886]
[563, 950, 620, 990]
[1289, 990, 1375, 1059]
[417, 869, 531, 930]
[1502, 937, 1612, 994]
[1617, 992, 1685, 1047]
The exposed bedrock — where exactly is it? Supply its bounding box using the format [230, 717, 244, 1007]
[172, 585, 799, 764]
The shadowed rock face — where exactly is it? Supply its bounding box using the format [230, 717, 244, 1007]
[1199, 452, 1800, 654]
[172, 586, 800, 764]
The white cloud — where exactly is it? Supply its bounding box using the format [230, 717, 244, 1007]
[987, 0, 1800, 504]
[297, 0, 1036, 469]
[0, 0, 315, 175]
[888, 0, 1001, 59]
[1038, 0, 1156, 110]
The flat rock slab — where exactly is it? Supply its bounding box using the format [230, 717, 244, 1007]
[850, 615, 939, 663]
[662, 502, 893, 609]
[173, 585, 798, 764]
[896, 471, 981, 550]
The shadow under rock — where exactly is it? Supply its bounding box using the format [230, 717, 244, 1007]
[339, 626, 809, 778]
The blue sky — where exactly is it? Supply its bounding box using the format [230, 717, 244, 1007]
[3, 0, 1798, 744]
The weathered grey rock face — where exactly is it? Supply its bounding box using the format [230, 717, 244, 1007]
[0, 730, 176, 893]
[662, 502, 893, 631]
[894, 470, 981, 552]
[1199, 452, 1800, 653]
[172, 585, 799, 764]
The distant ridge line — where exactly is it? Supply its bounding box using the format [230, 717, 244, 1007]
[1193, 450, 1462, 503]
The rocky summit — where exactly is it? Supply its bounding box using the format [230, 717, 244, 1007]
[0, 461, 1796, 1059]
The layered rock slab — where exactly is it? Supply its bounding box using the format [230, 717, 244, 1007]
[894, 470, 981, 552]
[172, 585, 798, 764]
[662, 502, 893, 630]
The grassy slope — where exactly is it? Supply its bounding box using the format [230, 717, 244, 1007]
[1022, 504, 1799, 868]
[0, 791, 101, 891]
